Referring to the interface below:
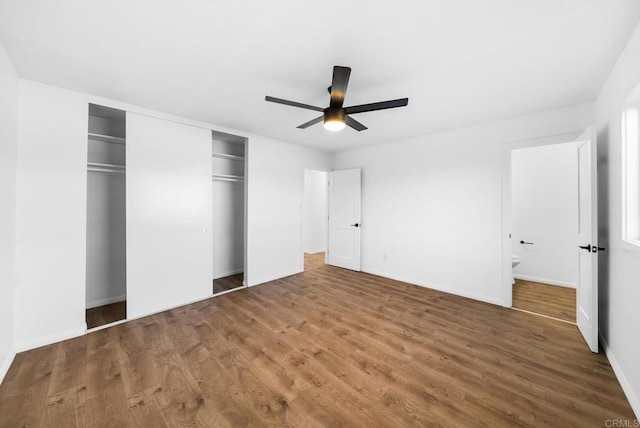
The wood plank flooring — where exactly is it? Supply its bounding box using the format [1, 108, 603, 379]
[213, 272, 244, 294]
[513, 279, 576, 322]
[86, 274, 245, 331]
[304, 252, 325, 271]
[86, 301, 126, 329]
[1, 265, 635, 427]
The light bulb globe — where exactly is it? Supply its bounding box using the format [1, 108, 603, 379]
[324, 119, 346, 131]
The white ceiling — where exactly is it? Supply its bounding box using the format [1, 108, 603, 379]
[1, 0, 639, 153]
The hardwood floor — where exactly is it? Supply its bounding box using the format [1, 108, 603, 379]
[513, 279, 576, 322]
[213, 272, 244, 294]
[1, 265, 634, 427]
[86, 301, 126, 329]
[85, 273, 245, 332]
[304, 252, 325, 271]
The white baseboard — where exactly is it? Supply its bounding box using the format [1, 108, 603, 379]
[213, 268, 243, 280]
[513, 274, 576, 289]
[304, 249, 326, 255]
[86, 294, 126, 309]
[15, 325, 86, 354]
[363, 267, 504, 307]
[0, 347, 17, 385]
[600, 332, 640, 421]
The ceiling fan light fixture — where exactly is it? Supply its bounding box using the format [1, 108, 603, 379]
[323, 108, 346, 132]
[324, 118, 346, 131]
[265, 65, 408, 132]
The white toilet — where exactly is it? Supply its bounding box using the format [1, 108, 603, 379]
[511, 254, 522, 284]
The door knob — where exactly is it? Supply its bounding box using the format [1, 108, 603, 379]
[579, 245, 591, 251]
[350, 223, 360, 228]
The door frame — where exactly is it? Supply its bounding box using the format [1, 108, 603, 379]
[501, 131, 585, 307]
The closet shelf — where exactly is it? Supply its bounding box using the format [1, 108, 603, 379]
[88, 133, 126, 145]
[88, 162, 126, 174]
[213, 173, 244, 182]
[212, 152, 244, 161]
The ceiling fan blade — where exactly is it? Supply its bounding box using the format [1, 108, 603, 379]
[265, 96, 324, 112]
[296, 115, 324, 129]
[345, 98, 409, 115]
[345, 115, 367, 131]
[329, 66, 351, 109]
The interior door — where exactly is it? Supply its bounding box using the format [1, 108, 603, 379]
[576, 126, 599, 353]
[327, 168, 361, 271]
[126, 113, 213, 319]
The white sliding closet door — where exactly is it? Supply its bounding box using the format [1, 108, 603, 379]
[126, 113, 212, 319]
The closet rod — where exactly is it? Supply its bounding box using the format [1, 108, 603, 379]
[88, 162, 126, 174]
[88, 133, 126, 144]
[212, 173, 244, 182]
[213, 178, 243, 182]
[212, 153, 244, 161]
[88, 169, 125, 175]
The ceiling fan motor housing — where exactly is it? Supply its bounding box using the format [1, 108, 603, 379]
[324, 107, 345, 124]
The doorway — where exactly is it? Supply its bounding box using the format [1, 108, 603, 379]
[503, 127, 599, 352]
[302, 169, 328, 271]
[510, 142, 578, 323]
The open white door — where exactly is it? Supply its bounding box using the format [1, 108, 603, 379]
[327, 169, 361, 271]
[576, 126, 599, 353]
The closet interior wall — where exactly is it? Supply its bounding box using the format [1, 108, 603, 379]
[212, 131, 246, 292]
[85, 104, 127, 324]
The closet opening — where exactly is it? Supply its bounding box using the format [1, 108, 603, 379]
[86, 104, 127, 329]
[211, 130, 247, 295]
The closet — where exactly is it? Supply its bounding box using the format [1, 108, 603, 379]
[211, 130, 246, 294]
[85, 104, 127, 329]
[84, 109, 247, 327]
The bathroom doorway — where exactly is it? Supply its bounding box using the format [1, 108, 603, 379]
[504, 138, 581, 323]
[301, 168, 328, 271]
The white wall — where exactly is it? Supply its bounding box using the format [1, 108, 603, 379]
[246, 138, 333, 285]
[595, 21, 640, 418]
[511, 143, 578, 287]
[334, 103, 593, 305]
[0, 41, 19, 381]
[302, 169, 327, 254]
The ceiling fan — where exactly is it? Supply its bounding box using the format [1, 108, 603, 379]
[265, 66, 409, 132]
